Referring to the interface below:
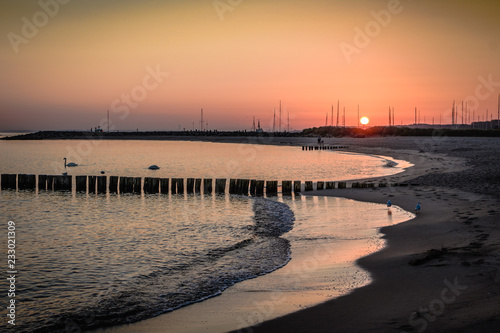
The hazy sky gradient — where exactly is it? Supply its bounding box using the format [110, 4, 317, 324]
[1, 0, 499, 131]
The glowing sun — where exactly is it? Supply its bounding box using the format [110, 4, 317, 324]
[360, 117, 369, 125]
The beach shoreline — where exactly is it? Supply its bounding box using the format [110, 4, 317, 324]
[90, 136, 499, 332]
[245, 137, 500, 333]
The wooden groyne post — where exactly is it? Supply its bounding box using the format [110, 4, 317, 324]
[236, 179, 249, 195]
[294, 181, 301, 193]
[302, 145, 348, 150]
[195, 178, 202, 193]
[88, 176, 96, 193]
[76, 176, 87, 192]
[120, 177, 134, 193]
[304, 181, 313, 191]
[255, 180, 265, 196]
[177, 178, 185, 194]
[250, 180, 256, 196]
[109, 176, 119, 193]
[144, 177, 159, 194]
[160, 178, 170, 194]
[172, 178, 184, 194]
[18, 174, 36, 190]
[229, 179, 237, 194]
[282, 180, 292, 196]
[38, 175, 47, 191]
[171, 178, 178, 194]
[133, 177, 141, 194]
[47, 175, 54, 190]
[215, 179, 226, 194]
[1, 174, 16, 190]
[54, 175, 72, 191]
[203, 178, 212, 195]
[97, 176, 106, 194]
[266, 180, 278, 196]
[186, 178, 195, 194]
[151, 177, 160, 193]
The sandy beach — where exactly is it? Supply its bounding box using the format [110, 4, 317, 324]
[248, 136, 500, 332]
[92, 136, 500, 333]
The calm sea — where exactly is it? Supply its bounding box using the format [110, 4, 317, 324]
[0, 140, 413, 332]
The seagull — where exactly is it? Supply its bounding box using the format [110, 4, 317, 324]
[415, 202, 421, 214]
[148, 165, 160, 170]
[64, 158, 78, 167]
[387, 200, 392, 215]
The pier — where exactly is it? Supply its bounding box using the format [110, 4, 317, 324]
[0, 174, 419, 196]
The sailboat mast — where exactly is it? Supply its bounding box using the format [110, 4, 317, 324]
[358, 105, 360, 127]
[200, 108, 204, 131]
[336, 100, 339, 127]
[331, 105, 334, 127]
[279, 100, 282, 132]
[273, 108, 276, 132]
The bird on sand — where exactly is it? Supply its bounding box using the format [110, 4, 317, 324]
[415, 202, 421, 214]
[387, 200, 392, 215]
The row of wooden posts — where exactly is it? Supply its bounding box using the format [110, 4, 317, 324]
[1, 174, 291, 195]
[1, 174, 414, 195]
[302, 145, 348, 150]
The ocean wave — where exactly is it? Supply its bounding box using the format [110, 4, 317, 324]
[23, 197, 295, 333]
[252, 197, 295, 237]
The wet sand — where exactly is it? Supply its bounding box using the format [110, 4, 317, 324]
[95, 136, 500, 332]
[248, 136, 500, 333]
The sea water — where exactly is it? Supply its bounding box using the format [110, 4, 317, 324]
[0, 140, 413, 332]
[0, 140, 410, 180]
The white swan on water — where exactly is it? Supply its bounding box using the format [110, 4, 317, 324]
[64, 158, 78, 167]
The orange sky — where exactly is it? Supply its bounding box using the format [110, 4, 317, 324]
[1, 0, 499, 131]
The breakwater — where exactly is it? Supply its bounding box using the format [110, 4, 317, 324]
[0, 174, 417, 195]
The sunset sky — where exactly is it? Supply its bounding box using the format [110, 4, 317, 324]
[1, 0, 499, 131]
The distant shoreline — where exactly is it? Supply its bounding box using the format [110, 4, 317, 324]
[2, 127, 500, 141]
